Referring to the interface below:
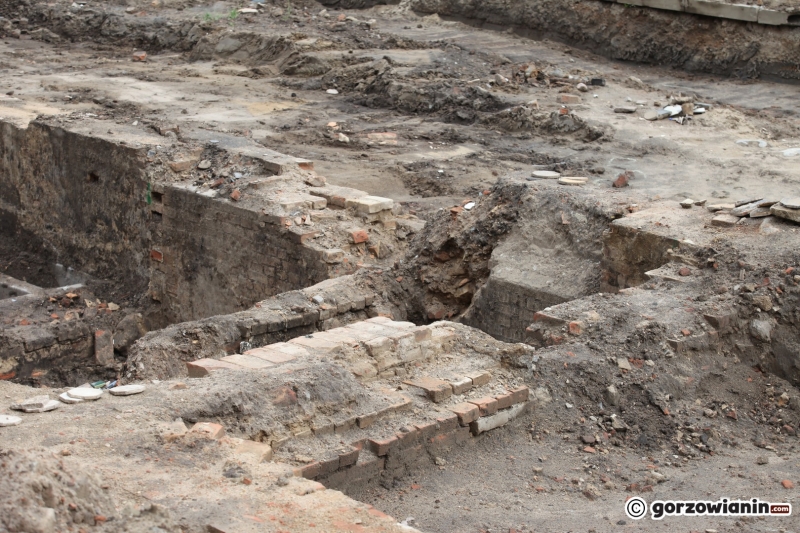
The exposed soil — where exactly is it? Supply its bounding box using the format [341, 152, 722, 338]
[1, 0, 799, 531]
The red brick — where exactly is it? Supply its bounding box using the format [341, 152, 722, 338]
[295, 461, 320, 479]
[389, 395, 412, 413]
[132, 51, 147, 61]
[334, 417, 357, 434]
[230, 189, 241, 201]
[568, 321, 583, 335]
[150, 249, 163, 262]
[781, 479, 794, 489]
[188, 422, 226, 440]
[347, 457, 385, 484]
[403, 376, 453, 403]
[414, 420, 438, 440]
[318, 456, 340, 477]
[466, 370, 491, 387]
[450, 402, 480, 426]
[368, 436, 398, 456]
[288, 229, 319, 244]
[436, 412, 459, 432]
[350, 229, 369, 244]
[510, 386, 530, 404]
[396, 427, 420, 449]
[186, 358, 240, 378]
[221, 353, 274, 370]
[356, 411, 378, 429]
[312, 421, 334, 436]
[338, 447, 360, 467]
[244, 347, 297, 364]
[533, 311, 566, 325]
[613, 172, 630, 188]
[385, 443, 426, 471]
[273, 385, 298, 407]
[468, 397, 498, 416]
[559, 94, 580, 104]
[495, 392, 514, 410]
[94, 330, 114, 367]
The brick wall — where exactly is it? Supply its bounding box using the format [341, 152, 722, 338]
[0, 299, 122, 386]
[305, 392, 531, 490]
[0, 119, 153, 291]
[127, 272, 402, 379]
[147, 184, 340, 323]
[462, 274, 569, 343]
[0, 119, 357, 327]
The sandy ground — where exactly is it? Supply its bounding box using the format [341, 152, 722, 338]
[1, 1, 799, 531]
[354, 411, 799, 532]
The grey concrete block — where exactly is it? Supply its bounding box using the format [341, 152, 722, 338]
[757, 9, 789, 25]
[685, 0, 758, 22]
[641, 0, 683, 11]
[469, 403, 526, 435]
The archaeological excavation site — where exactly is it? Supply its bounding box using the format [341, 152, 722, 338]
[1, 0, 799, 530]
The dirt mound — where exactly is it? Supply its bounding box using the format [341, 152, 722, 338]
[189, 31, 296, 64]
[481, 106, 610, 141]
[174, 360, 391, 443]
[321, 58, 508, 116]
[0, 448, 178, 533]
[0, 448, 113, 533]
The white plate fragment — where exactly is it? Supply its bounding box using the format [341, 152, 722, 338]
[531, 170, 560, 179]
[0, 414, 22, 427]
[66, 388, 103, 400]
[59, 392, 83, 404]
[108, 385, 145, 396]
[558, 177, 588, 186]
[24, 400, 61, 413]
[10, 395, 50, 411]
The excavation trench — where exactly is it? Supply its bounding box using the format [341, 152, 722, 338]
[323, 0, 800, 81]
[0, 118, 366, 386]
[2, 3, 800, 532]
[5, 114, 783, 392]
[0, 114, 687, 387]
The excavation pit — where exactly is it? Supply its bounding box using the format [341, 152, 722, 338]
[1, 1, 800, 531]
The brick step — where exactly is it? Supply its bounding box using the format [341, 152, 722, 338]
[273, 359, 508, 451]
[402, 368, 493, 403]
[185, 317, 453, 378]
[287, 385, 530, 484]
